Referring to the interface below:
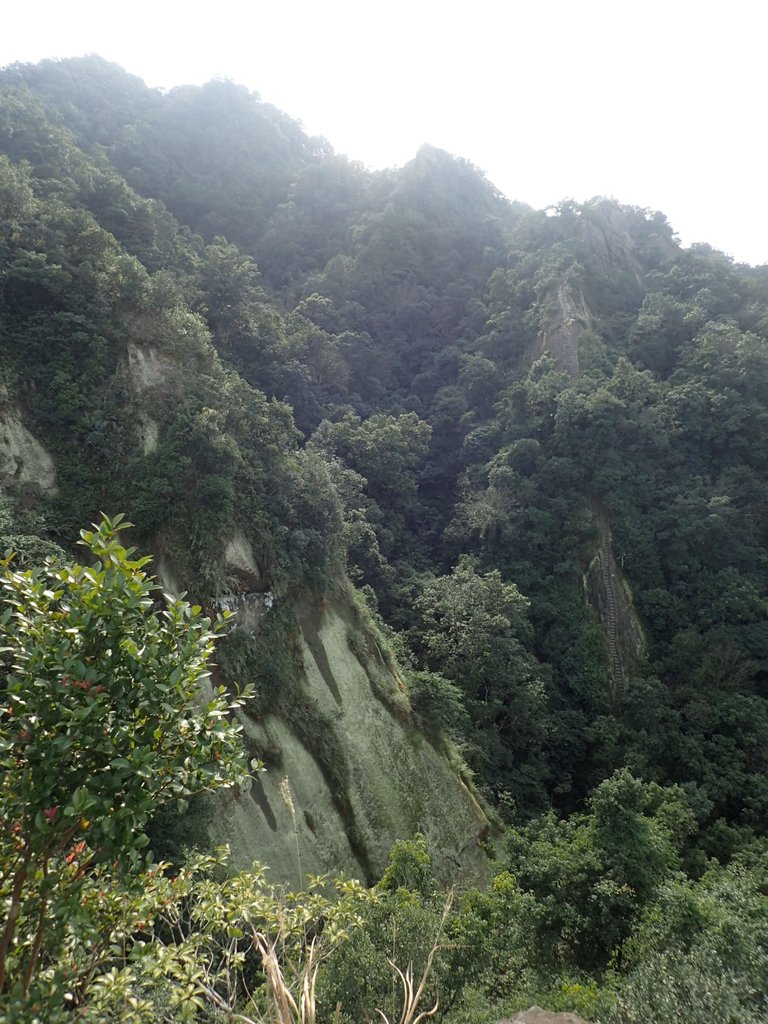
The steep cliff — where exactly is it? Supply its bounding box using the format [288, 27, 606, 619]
[531, 285, 647, 701]
[214, 594, 490, 888]
[0, 405, 56, 493]
[531, 282, 587, 377]
[584, 513, 647, 703]
[531, 278, 606, 377]
[122, 332, 493, 885]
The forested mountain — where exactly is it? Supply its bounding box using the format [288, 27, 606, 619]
[1, 55, 767, 1023]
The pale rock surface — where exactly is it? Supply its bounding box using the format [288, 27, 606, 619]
[217, 599, 490, 888]
[224, 530, 261, 581]
[126, 344, 174, 454]
[0, 412, 56, 492]
[156, 558, 183, 599]
[584, 510, 646, 700]
[502, 1009, 590, 1024]
[126, 344, 171, 391]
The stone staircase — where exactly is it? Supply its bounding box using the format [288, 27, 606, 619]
[601, 540, 622, 693]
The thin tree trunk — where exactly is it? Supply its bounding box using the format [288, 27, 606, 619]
[0, 846, 31, 991]
[22, 861, 48, 995]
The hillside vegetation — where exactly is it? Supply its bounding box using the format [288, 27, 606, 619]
[1, 55, 767, 1023]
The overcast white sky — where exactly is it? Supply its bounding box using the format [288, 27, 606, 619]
[4, 1, 768, 265]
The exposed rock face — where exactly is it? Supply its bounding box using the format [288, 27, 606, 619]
[215, 589, 274, 636]
[126, 335, 490, 886]
[578, 204, 644, 284]
[502, 1008, 591, 1024]
[529, 289, 646, 704]
[126, 344, 173, 454]
[217, 597, 491, 888]
[532, 282, 587, 377]
[126, 344, 172, 391]
[215, 531, 273, 633]
[575, 200, 676, 285]
[0, 411, 57, 492]
[584, 512, 646, 702]
[223, 530, 266, 592]
[224, 530, 260, 579]
[531, 280, 605, 378]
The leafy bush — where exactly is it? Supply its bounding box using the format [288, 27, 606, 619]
[0, 515, 252, 1018]
[407, 670, 469, 741]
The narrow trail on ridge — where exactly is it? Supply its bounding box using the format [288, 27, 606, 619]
[598, 518, 624, 702]
[556, 283, 581, 378]
[537, 279, 633, 699]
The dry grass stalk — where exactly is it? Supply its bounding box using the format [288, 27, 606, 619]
[375, 891, 453, 1024]
[279, 777, 303, 881]
[254, 929, 318, 1024]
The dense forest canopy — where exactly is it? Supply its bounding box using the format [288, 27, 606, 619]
[1, 55, 767, 1023]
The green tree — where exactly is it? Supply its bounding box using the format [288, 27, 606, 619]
[318, 837, 456, 1024]
[413, 557, 549, 808]
[504, 770, 695, 971]
[0, 514, 252, 1018]
[608, 845, 768, 1024]
[312, 412, 432, 510]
